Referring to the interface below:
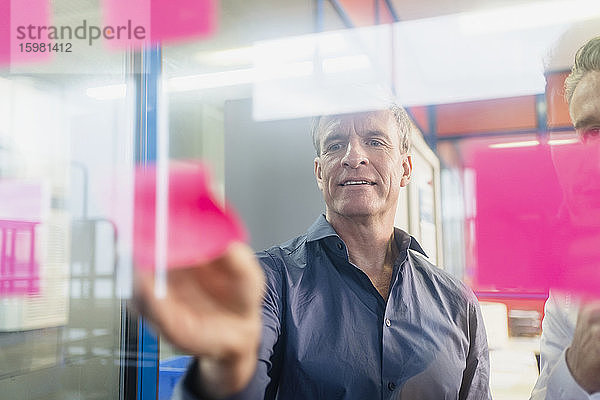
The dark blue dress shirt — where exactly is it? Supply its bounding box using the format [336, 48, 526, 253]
[176, 215, 491, 399]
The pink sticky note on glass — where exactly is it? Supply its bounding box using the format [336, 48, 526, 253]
[549, 140, 600, 297]
[0, 0, 9, 66]
[0, 220, 40, 296]
[0, 180, 47, 297]
[149, 0, 215, 44]
[465, 139, 600, 298]
[133, 162, 247, 271]
[100, 0, 150, 49]
[468, 142, 562, 292]
[101, 0, 215, 49]
[9, 0, 53, 66]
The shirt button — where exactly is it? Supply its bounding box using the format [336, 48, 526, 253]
[385, 318, 391, 327]
[388, 382, 396, 391]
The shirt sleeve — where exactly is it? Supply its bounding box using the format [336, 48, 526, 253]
[529, 293, 595, 400]
[171, 251, 285, 400]
[459, 297, 492, 400]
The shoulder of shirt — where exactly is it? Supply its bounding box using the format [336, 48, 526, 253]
[255, 232, 309, 271]
[407, 249, 478, 305]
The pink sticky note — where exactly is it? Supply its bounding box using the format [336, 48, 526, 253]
[549, 140, 600, 297]
[101, 0, 150, 49]
[9, 0, 53, 66]
[149, 0, 216, 44]
[0, 220, 40, 296]
[0, 0, 9, 66]
[101, 0, 215, 49]
[469, 142, 561, 292]
[0, 180, 47, 297]
[464, 138, 600, 298]
[133, 162, 247, 271]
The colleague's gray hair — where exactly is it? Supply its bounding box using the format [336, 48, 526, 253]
[564, 36, 600, 105]
[311, 104, 413, 156]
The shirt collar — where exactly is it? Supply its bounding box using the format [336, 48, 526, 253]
[306, 214, 428, 258]
[395, 227, 428, 258]
[306, 214, 339, 242]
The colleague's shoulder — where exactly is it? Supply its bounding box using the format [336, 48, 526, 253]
[408, 249, 478, 305]
[546, 290, 580, 329]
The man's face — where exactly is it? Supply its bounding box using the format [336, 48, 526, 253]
[552, 70, 600, 226]
[313, 110, 412, 220]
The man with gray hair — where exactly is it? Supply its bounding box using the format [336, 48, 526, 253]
[530, 36, 600, 400]
[137, 106, 491, 399]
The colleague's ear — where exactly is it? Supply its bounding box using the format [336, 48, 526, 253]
[400, 155, 412, 187]
[314, 157, 324, 191]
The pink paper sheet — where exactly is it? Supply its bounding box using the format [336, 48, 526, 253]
[0, 0, 9, 65]
[465, 139, 600, 297]
[101, 0, 215, 49]
[133, 162, 247, 271]
[1, 0, 52, 67]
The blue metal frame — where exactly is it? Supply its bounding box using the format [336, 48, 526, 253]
[535, 93, 548, 142]
[328, 0, 355, 28]
[135, 47, 161, 165]
[134, 44, 162, 400]
[315, 0, 325, 32]
[314, 0, 400, 30]
[138, 318, 159, 400]
[425, 105, 438, 151]
[382, 0, 400, 22]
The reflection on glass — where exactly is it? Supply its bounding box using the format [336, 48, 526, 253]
[0, 67, 132, 400]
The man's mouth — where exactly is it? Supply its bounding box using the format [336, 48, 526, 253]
[340, 180, 375, 186]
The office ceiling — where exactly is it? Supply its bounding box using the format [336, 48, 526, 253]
[5, 0, 600, 85]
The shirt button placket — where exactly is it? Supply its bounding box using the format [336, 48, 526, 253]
[383, 317, 395, 396]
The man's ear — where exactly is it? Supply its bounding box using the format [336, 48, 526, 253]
[400, 155, 412, 187]
[314, 157, 324, 191]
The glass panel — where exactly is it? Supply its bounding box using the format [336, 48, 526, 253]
[0, 1, 136, 398]
[152, 6, 600, 400]
[3, 1, 593, 399]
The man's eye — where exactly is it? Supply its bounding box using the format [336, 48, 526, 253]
[368, 140, 383, 147]
[327, 143, 342, 152]
[579, 127, 600, 143]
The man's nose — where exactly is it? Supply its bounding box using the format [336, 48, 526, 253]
[341, 141, 368, 168]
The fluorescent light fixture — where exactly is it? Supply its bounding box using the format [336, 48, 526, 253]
[548, 138, 579, 146]
[255, 61, 314, 81]
[86, 84, 127, 100]
[253, 24, 393, 120]
[195, 46, 255, 66]
[253, 30, 355, 62]
[393, 10, 569, 105]
[489, 140, 540, 149]
[322, 54, 371, 74]
[167, 62, 314, 93]
[460, 0, 600, 35]
[167, 68, 255, 92]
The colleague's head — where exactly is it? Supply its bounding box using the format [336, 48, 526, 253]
[312, 106, 413, 222]
[564, 36, 600, 108]
[552, 36, 600, 226]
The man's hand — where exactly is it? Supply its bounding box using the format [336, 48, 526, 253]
[566, 301, 600, 394]
[134, 242, 265, 398]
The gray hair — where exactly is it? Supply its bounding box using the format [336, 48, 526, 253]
[564, 36, 600, 105]
[310, 104, 413, 156]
